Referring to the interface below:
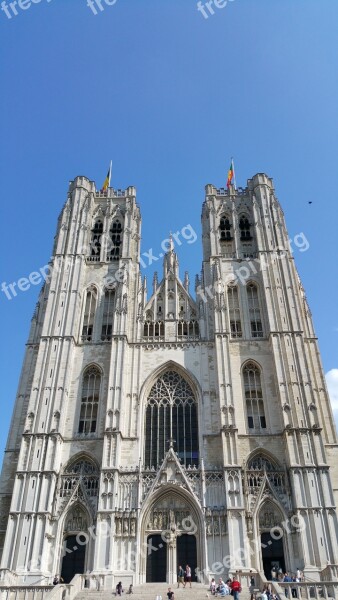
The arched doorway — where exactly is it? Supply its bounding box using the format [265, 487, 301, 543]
[60, 505, 90, 583]
[142, 491, 203, 584]
[258, 502, 286, 579]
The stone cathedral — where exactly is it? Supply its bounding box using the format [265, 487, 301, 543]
[0, 173, 337, 589]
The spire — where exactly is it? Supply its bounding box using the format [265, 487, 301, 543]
[169, 232, 174, 253]
[184, 271, 190, 292]
[152, 271, 158, 294]
[142, 276, 147, 304]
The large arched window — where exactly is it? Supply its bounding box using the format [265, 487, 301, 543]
[243, 362, 267, 432]
[107, 219, 123, 261]
[89, 220, 103, 261]
[78, 366, 101, 434]
[227, 286, 242, 338]
[145, 371, 199, 468]
[247, 283, 263, 338]
[81, 287, 97, 342]
[101, 289, 115, 341]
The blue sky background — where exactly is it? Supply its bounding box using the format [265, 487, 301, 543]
[0, 0, 337, 466]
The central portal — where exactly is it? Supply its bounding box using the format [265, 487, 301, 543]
[143, 489, 201, 584]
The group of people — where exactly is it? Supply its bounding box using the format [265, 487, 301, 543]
[177, 565, 192, 588]
[115, 582, 133, 596]
[209, 576, 242, 598]
[271, 567, 303, 583]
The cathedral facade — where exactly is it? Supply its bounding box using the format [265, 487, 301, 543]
[0, 173, 337, 588]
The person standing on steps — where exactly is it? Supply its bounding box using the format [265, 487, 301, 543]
[178, 566, 185, 588]
[248, 571, 255, 600]
[230, 575, 241, 600]
[185, 565, 192, 588]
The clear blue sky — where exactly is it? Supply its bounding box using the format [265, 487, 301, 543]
[1, 0, 338, 466]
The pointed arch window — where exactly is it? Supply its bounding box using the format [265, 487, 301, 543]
[101, 290, 115, 341]
[219, 215, 232, 241]
[145, 371, 199, 468]
[107, 219, 123, 261]
[247, 283, 263, 338]
[247, 454, 284, 491]
[177, 320, 199, 339]
[227, 286, 242, 338]
[239, 215, 252, 240]
[78, 366, 101, 434]
[248, 454, 278, 471]
[81, 288, 97, 342]
[89, 220, 103, 261]
[60, 457, 99, 497]
[143, 318, 164, 339]
[243, 362, 266, 432]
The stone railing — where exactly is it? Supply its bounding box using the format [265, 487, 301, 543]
[0, 572, 18, 587]
[321, 566, 338, 582]
[95, 189, 126, 198]
[274, 581, 338, 600]
[0, 573, 94, 600]
[0, 586, 52, 600]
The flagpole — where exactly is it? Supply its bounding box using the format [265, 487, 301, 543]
[108, 160, 112, 188]
[231, 156, 237, 190]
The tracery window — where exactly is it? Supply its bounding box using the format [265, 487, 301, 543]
[60, 458, 99, 497]
[177, 320, 199, 339]
[78, 366, 101, 434]
[89, 220, 103, 261]
[81, 287, 97, 342]
[101, 290, 115, 341]
[247, 454, 284, 491]
[243, 362, 267, 432]
[143, 320, 164, 339]
[248, 455, 277, 471]
[219, 215, 232, 241]
[107, 219, 122, 261]
[145, 371, 199, 468]
[227, 286, 242, 338]
[239, 215, 252, 240]
[247, 283, 263, 338]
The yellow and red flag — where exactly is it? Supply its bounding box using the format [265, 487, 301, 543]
[226, 159, 234, 188]
[101, 161, 112, 192]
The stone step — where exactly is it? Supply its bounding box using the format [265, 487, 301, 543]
[74, 585, 251, 600]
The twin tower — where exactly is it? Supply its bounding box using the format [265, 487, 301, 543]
[0, 173, 337, 588]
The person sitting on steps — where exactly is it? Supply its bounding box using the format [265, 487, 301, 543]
[116, 582, 124, 596]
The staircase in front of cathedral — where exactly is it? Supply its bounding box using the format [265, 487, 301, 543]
[73, 585, 251, 600]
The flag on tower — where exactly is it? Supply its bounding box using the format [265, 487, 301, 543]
[101, 161, 112, 192]
[226, 159, 234, 188]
